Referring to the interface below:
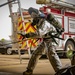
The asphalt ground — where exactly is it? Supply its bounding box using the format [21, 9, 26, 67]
[0, 54, 71, 75]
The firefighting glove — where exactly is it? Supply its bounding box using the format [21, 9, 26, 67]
[56, 28, 64, 35]
[31, 17, 39, 26]
[18, 32, 30, 39]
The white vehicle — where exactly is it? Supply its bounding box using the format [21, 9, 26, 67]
[36, 0, 75, 57]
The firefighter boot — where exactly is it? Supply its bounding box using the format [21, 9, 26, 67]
[23, 69, 33, 75]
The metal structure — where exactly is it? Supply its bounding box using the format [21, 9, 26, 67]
[7, 0, 22, 42]
[7, 0, 23, 63]
[7, 0, 37, 62]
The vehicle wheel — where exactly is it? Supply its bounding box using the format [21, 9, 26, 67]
[6, 48, 12, 55]
[65, 40, 75, 58]
[21, 53, 25, 55]
[20, 50, 25, 55]
[1, 53, 5, 54]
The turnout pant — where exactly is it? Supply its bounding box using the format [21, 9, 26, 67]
[26, 40, 62, 72]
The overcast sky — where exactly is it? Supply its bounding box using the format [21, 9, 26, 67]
[0, 0, 41, 40]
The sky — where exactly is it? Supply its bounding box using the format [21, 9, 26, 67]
[0, 0, 42, 40]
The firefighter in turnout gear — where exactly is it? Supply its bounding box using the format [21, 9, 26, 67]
[19, 7, 64, 75]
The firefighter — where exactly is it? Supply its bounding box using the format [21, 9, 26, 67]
[20, 7, 64, 75]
